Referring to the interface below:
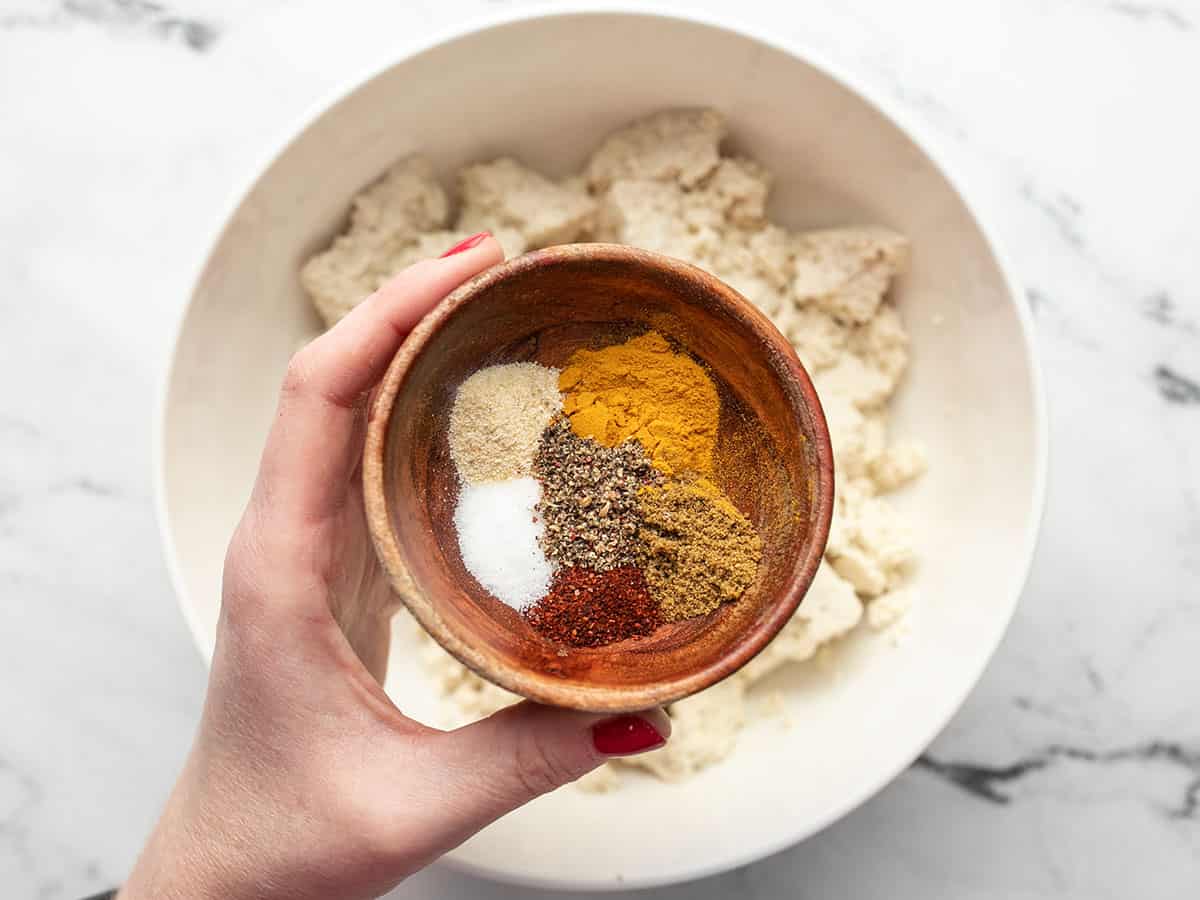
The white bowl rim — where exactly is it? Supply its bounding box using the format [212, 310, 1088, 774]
[152, 2, 1049, 891]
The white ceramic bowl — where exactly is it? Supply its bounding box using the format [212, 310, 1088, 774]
[156, 7, 1047, 892]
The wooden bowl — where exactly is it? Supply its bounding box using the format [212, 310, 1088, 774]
[364, 243, 833, 712]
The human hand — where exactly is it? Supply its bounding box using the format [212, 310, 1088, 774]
[120, 234, 670, 900]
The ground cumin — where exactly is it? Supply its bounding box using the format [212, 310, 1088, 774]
[638, 476, 762, 621]
[558, 331, 720, 475]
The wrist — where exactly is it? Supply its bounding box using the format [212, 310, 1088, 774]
[120, 761, 255, 900]
[120, 815, 229, 900]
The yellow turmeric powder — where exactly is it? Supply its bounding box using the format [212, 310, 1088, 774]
[558, 331, 720, 475]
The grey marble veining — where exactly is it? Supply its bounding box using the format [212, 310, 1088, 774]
[1, 0, 1198, 897]
[0, 0, 221, 51]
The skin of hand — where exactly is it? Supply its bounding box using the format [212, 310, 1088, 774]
[119, 234, 670, 900]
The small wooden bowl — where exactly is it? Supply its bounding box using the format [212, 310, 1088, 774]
[364, 244, 833, 712]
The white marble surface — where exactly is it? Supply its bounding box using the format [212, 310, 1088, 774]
[1, 0, 1197, 897]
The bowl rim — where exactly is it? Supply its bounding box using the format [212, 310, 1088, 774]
[153, 3, 1050, 891]
[362, 242, 835, 713]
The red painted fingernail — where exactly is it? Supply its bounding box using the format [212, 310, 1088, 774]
[439, 231, 490, 257]
[592, 715, 665, 756]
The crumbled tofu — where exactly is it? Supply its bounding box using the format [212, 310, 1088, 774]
[575, 765, 622, 793]
[870, 440, 928, 492]
[299, 156, 451, 326]
[793, 227, 910, 324]
[457, 157, 596, 248]
[745, 225, 794, 289]
[867, 588, 915, 630]
[849, 303, 910, 384]
[736, 563, 864, 683]
[300, 232, 389, 327]
[779, 305, 852, 372]
[706, 226, 786, 281]
[720, 267, 789, 318]
[595, 179, 709, 261]
[830, 546, 889, 596]
[616, 679, 746, 781]
[856, 496, 917, 575]
[814, 352, 895, 410]
[558, 173, 592, 199]
[820, 392, 886, 478]
[586, 108, 726, 190]
[701, 157, 772, 226]
[348, 155, 449, 233]
[828, 480, 916, 593]
[757, 689, 790, 721]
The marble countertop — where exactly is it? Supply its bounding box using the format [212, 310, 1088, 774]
[2, 0, 1197, 897]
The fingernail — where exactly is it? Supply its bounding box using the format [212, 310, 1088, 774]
[440, 231, 490, 258]
[592, 715, 666, 756]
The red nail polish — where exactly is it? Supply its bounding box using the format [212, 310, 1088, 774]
[592, 715, 665, 756]
[439, 231, 490, 258]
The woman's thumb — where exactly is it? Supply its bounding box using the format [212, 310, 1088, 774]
[427, 702, 669, 831]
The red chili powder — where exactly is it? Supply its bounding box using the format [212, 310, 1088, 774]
[525, 566, 662, 648]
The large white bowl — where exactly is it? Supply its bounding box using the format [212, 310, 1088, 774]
[156, 7, 1047, 892]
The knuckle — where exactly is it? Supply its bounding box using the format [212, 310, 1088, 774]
[221, 520, 254, 594]
[281, 348, 315, 399]
[511, 732, 578, 800]
[223, 509, 267, 584]
[219, 511, 278, 628]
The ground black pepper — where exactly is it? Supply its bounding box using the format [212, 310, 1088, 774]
[525, 567, 661, 647]
[533, 419, 660, 571]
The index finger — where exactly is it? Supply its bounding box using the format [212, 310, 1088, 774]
[255, 234, 504, 525]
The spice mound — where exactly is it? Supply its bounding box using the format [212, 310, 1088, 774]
[446, 331, 762, 648]
[453, 477, 553, 609]
[638, 477, 762, 622]
[449, 362, 561, 483]
[525, 567, 661, 647]
[559, 331, 720, 475]
[534, 419, 660, 572]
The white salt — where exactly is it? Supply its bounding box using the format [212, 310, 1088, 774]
[454, 477, 554, 609]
